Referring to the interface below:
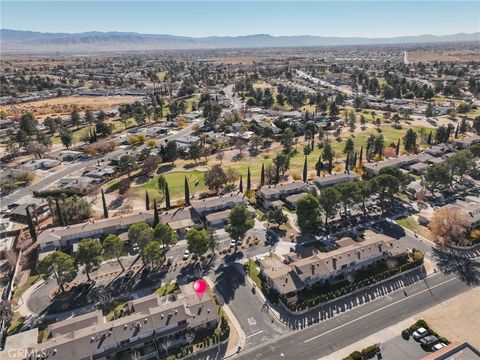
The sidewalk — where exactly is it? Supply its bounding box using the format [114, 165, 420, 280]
[317, 317, 416, 360]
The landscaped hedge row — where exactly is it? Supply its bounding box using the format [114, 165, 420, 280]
[343, 344, 380, 360]
[284, 257, 424, 312]
[33, 188, 88, 198]
[403, 319, 450, 344]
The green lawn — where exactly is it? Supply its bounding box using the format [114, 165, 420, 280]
[134, 169, 207, 200]
[288, 125, 429, 170]
[244, 260, 262, 288]
[396, 216, 421, 232]
[13, 274, 40, 301]
[154, 283, 179, 297]
[50, 125, 93, 145]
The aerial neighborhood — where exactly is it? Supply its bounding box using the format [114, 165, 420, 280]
[0, 21, 480, 360]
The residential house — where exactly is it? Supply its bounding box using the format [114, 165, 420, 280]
[36, 212, 154, 260]
[313, 172, 360, 189]
[190, 193, 247, 217]
[256, 181, 309, 210]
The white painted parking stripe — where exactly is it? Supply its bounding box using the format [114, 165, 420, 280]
[246, 330, 264, 338]
[304, 277, 457, 344]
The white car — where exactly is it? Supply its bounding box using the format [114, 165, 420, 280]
[229, 240, 236, 248]
[432, 343, 447, 351]
[182, 250, 190, 260]
[413, 327, 429, 340]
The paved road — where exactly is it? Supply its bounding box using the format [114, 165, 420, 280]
[1, 120, 202, 208]
[237, 273, 471, 360]
[211, 264, 283, 349]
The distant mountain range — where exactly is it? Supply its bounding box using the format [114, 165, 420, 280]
[1, 29, 479, 53]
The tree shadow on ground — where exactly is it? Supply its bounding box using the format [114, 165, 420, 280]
[213, 263, 245, 305]
[133, 174, 151, 185]
[157, 164, 174, 174]
[432, 246, 480, 286]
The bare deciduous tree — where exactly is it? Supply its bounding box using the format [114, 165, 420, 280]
[428, 207, 469, 246]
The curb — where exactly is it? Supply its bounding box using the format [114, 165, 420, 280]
[204, 276, 246, 357]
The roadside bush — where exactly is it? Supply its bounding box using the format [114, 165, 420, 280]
[118, 178, 131, 195]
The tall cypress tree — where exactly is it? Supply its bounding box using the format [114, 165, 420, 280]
[345, 153, 350, 174]
[303, 156, 308, 182]
[427, 131, 432, 145]
[55, 198, 64, 226]
[352, 152, 357, 170]
[153, 199, 159, 227]
[454, 124, 459, 139]
[239, 175, 243, 193]
[328, 156, 333, 174]
[102, 188, 109, 218]
[396, 138, 400, 156]
[275, 166, 280, 184]
[260, 164, 265, 187]
[246, 167, 251, 192]
[359, 145, 363, 165]
[184, 176, 190, 205]
[165, 182, 171, 209]
[26, 206, 37, 241]
[145, 191, 150, 211]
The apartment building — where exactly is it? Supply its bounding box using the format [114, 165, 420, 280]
[18, 291, 219, 360]
[259, 234, 407, 303]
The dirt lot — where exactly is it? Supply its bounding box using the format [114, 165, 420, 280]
[0, 95, 142, 120]
[414, 286, 480, 348]
[408, 50, 480, 63]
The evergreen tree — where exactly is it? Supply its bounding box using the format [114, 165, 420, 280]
[396, 138, 400, 156]
[345, 153, 350, 174]
[454, 124, 459, 139]
[184, 176, 190, 205]
[246, 167, 251, 192]
[275, 166, 280, 184]
[153, 199, 159, 227]
[359, 146, 363, 165]
[427, 131, 432, 145]
[352, 152, 357, 169]
[102, 188, 109, 218]
[260, 163, 265, 187]
[303, 156, 308, 182]
[239, 175, 243, 193]
[328, 157, 333, 174]
[165, 182, 171, 209]
[26, 206, 37, 241]
[145, 191, 150, 210]
[55, 198, 64, 226]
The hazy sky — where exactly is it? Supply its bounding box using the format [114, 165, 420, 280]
[2, 1, 479, 38]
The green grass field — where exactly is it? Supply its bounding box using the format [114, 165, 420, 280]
[134, 169, 207, 200]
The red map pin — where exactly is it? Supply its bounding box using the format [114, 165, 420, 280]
[193, 279, 208, 300]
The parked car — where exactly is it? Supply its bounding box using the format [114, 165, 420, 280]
[230, 240, 236, 248]
[182, 249, 190, 260]
[432, 343, 447, 351]
[413, 327, 429, 340]
[420, 335, 439, 347]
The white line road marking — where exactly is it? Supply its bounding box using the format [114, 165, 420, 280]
[304, 277, 457, 344]
[246, 330, 264, 339]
